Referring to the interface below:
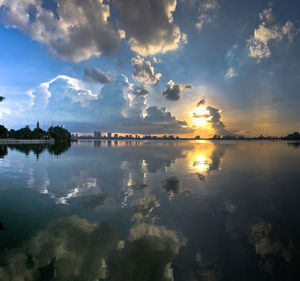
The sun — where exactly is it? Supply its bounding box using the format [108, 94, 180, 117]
[191, 107, 210, 126]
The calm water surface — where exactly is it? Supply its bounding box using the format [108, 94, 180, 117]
[0, 140, 300, 280]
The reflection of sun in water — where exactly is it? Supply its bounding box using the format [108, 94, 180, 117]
[193, 153, 210, 173]
[187, 143, 215, 175]
[191, 107, 210, 126]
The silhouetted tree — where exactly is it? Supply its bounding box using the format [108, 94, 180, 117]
[47, 126, 71, 142]
[0, 125, 8, 138]
[14, 126, 33, 139]
[286, 132, 300, 140]
[0, 96, 5, 102]
[32, 128, 48, 139]
[8, 129, 16, 139]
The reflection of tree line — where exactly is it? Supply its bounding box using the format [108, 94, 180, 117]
[0, 143, 71, 159]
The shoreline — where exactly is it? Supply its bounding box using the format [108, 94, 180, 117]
[0, 139, 55, 144]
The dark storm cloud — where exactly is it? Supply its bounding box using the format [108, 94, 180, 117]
[84, 68, 112, 84]
[140, 106, 193, 134]
[132, 85, 149, 96]
[206, 106, 233, 136]
[192, 112, 210, 118]
[196, 98, 206, 107]
[114, 0, 187, 55]
[162, 80, 193, 101]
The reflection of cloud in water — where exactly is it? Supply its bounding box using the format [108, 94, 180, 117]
[189, 143, 226, 180]
[224, 201, 236, 213]
[112, 223, 185, 281]
[192, 144, 225, 175]
[81, 193, 108, 210]
[0, 216, 118, 281]
[193, 249, 222, 281]
[22, 166, 105, 206]
[131, 194, 160, 222]
[55, 174, 103, 205]
[0, 218, 184, 281]
[2, 141, 226, 208]
[121, 183, 148, 208]
[162, 176, 184, 199]
[250, 220, 296, 275]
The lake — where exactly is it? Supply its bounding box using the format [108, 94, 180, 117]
[0, 140, 300, 281]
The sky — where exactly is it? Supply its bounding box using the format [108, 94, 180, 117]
[0, 0, 300, 137]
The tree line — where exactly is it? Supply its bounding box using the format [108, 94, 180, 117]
[0, 125, 71, 142]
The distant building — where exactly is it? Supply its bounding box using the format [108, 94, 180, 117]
[94, 131, 101, 139]
[107, 132, 112, 138]
[114, 134, 118, 139]
[36, 121, 40, 129]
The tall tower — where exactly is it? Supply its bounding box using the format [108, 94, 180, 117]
[37, 121, 40, 129]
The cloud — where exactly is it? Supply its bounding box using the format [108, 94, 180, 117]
[192, 112, 210, 119]
[1, 74, 193, 134]
[162, 80, 193, 101]
[224, 44, 241, 79]
[195, 0, 220, 31]
[0, 0, 123, 62]
[196, 98, 206, 107]
[132, 85, 149, 97]
[142, 106, 193, 134]
[84, 68, 112, 84]
[259, 7, 273, 23]
[206, 105, 234, 136]
[131, 56, 161, 85]
[225, 67, 238, 79]
[114, 0, 187, 56]
[247, 8, 298, 61]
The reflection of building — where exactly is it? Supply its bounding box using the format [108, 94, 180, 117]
[108, 132, 112, 139]
[94, 131, 101, 139]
